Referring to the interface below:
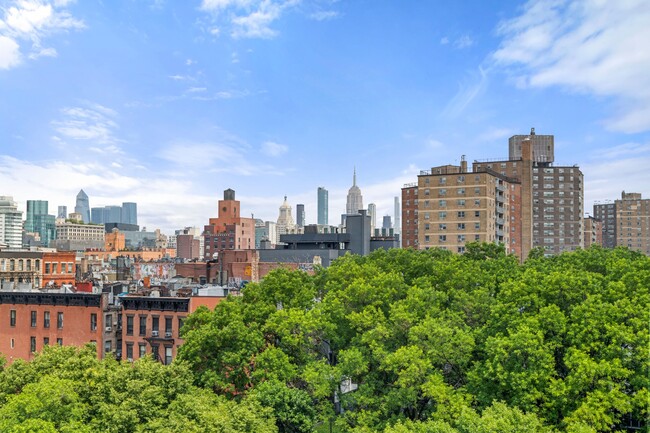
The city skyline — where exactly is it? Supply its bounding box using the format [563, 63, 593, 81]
[1, 1, 649, 233]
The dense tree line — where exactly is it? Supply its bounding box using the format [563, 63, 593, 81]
[0, 245, 647, 432]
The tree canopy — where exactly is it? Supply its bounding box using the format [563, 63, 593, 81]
[1, 245, 647, 433]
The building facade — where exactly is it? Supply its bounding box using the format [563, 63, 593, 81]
[54, 219, 105, 251]
[0, 196, 22, 248]
[203, 189, 255, 260]
[121, 202, 138, 225]
[583, 216, 603, 249]
[401, 185, 418, 248]
[615, 192, 650, 255]
[593, 202, 616, 248]
[25, 200, 56, 247]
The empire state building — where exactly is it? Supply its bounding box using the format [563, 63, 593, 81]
[346, 169, 363, 214]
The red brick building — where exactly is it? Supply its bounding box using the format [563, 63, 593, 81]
[0, 291, 107, 363]
[204, 189, 255, 260]
[120, 294, 224, 364]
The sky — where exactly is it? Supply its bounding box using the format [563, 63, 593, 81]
[1, 0, 649, 234]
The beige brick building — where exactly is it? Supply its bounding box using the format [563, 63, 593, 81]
[615, 192, 650, 255]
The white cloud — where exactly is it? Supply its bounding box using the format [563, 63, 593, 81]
[0, 35, 21, 68]
[186, 86, 207, 93]
[310, 10, 338, 21]
[439, 36, 449, 45]
[454, 34, 473, 49]
[51, 103, 122, 146]
[0, 0, 85, 69]
[478, 127, 514, 142]
[493, 0, 650, 133]
[261, 141, 288, 156]
[199, 0, 305, 39]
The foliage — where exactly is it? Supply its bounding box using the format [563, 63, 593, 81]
[1, 246, 647, 433]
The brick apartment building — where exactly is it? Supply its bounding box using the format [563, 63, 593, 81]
[0, 250, 76, 290]
[0, 290, 118, 363]
[121, 293, 224, 364]
[402, 129, 584, 260]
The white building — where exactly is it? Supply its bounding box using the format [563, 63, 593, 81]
[0, 196, 23, 248]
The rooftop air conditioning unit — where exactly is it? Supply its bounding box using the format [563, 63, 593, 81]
[105, 326, 112, 332]
[151, 330, 159, 337]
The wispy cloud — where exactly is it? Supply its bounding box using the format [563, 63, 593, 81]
[454, 34, 473, 49]
[439, 36, 449, 45]
[51, 103, 122, 146]
[493, 0, 650, 133]
[261, 141, 288, 156]
[478, 127, 513, 142]
[309, 10, 338, 21]
[442, 66, 488, 118]
[199, 0, 328, 39]
[0, 0, 85, 69]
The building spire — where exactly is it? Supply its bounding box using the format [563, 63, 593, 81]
[353, 167, 356, 186]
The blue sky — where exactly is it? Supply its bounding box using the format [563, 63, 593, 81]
[1, 0, 649, 233]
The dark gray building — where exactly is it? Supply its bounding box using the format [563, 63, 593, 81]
[296, 204, 305, 227]
[593, 202, 616, 248]
[317, 187, 328, 225]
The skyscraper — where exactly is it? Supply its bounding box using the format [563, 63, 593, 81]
[382, 215, 392, 230]
[121, 202, 137, 225]
[25, 200, 56, 247]
[394, 197, 401, 235]
[277, 196, 296, 235]
[296, 204, 305, 227]
[103, 206, 122, 224]
[346, 168, 363, 215]
[368, 203, 377, 235]
[0, 196, 23, 248]
[75, 189, 90, 223]
[91, 207, 104, 224]
[317, 187, 328, 225]
[57, 206, 67, 219]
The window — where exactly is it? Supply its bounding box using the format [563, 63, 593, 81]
[9, 310, 16, 327]
[43, 311, 50, 328]
[439, 200, 446, 207]
[57, 312, 63, 329]
[165, 347, 173, 365]
[43, 337, 49, 346]
[30, 336, 36, 352]
[457, 199, 465, 206]
[457, 211, 465, 218]
[457, 223, 465, 230]
[458, 188, 465, 195]
[475, 222, 480, 230]
[31, 311, 37, 327]
[475, 211, 480, 217]
[424, 235, 430, 242]
[439, 235, 447, 242]
[105, 314, 113, 329]
[152, 345, 160, 362]
[165, 317, 172, 334]
[439, 223, 446, 230]
[104, 340, 112, 355]
[475, 234, 480, 241]
[178, 317, 185, 335]
[126, 343, 134, 360]
[56, 338, 63, 346]
[139, 316, 147, 336]
[458, 234, 466, 242]
[126, 315, 134, 336]
[152, 316, 160, 333]
[439, 189, 446, 196]
[67, 263, 73, 273]
[45, 263, 50, 274]
[474, 199, 480, 206]
[90, 313, 97, 331]
[139, 343, 147, 358]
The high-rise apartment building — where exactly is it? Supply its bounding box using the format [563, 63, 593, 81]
[121, 202, 137, 225]
[403, 129, 583, 259]
[413, 159, 517, 254]
[25, 200, 56, 247]
[401, 185, 418, 248]
[593, 202, 616, 248]
[57, 206, 67, 219]
[75, 189, 90, 223]
[583, 216, 603, 249]
[317, 187, 328, 225]
[0, 196, 23, 248]
[615, 192, 650, 255]
[474, 130, 583, 257]
[508, 128, 554, 163]
[296, 204, 305, 228]
[346, 169, 363, 215]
